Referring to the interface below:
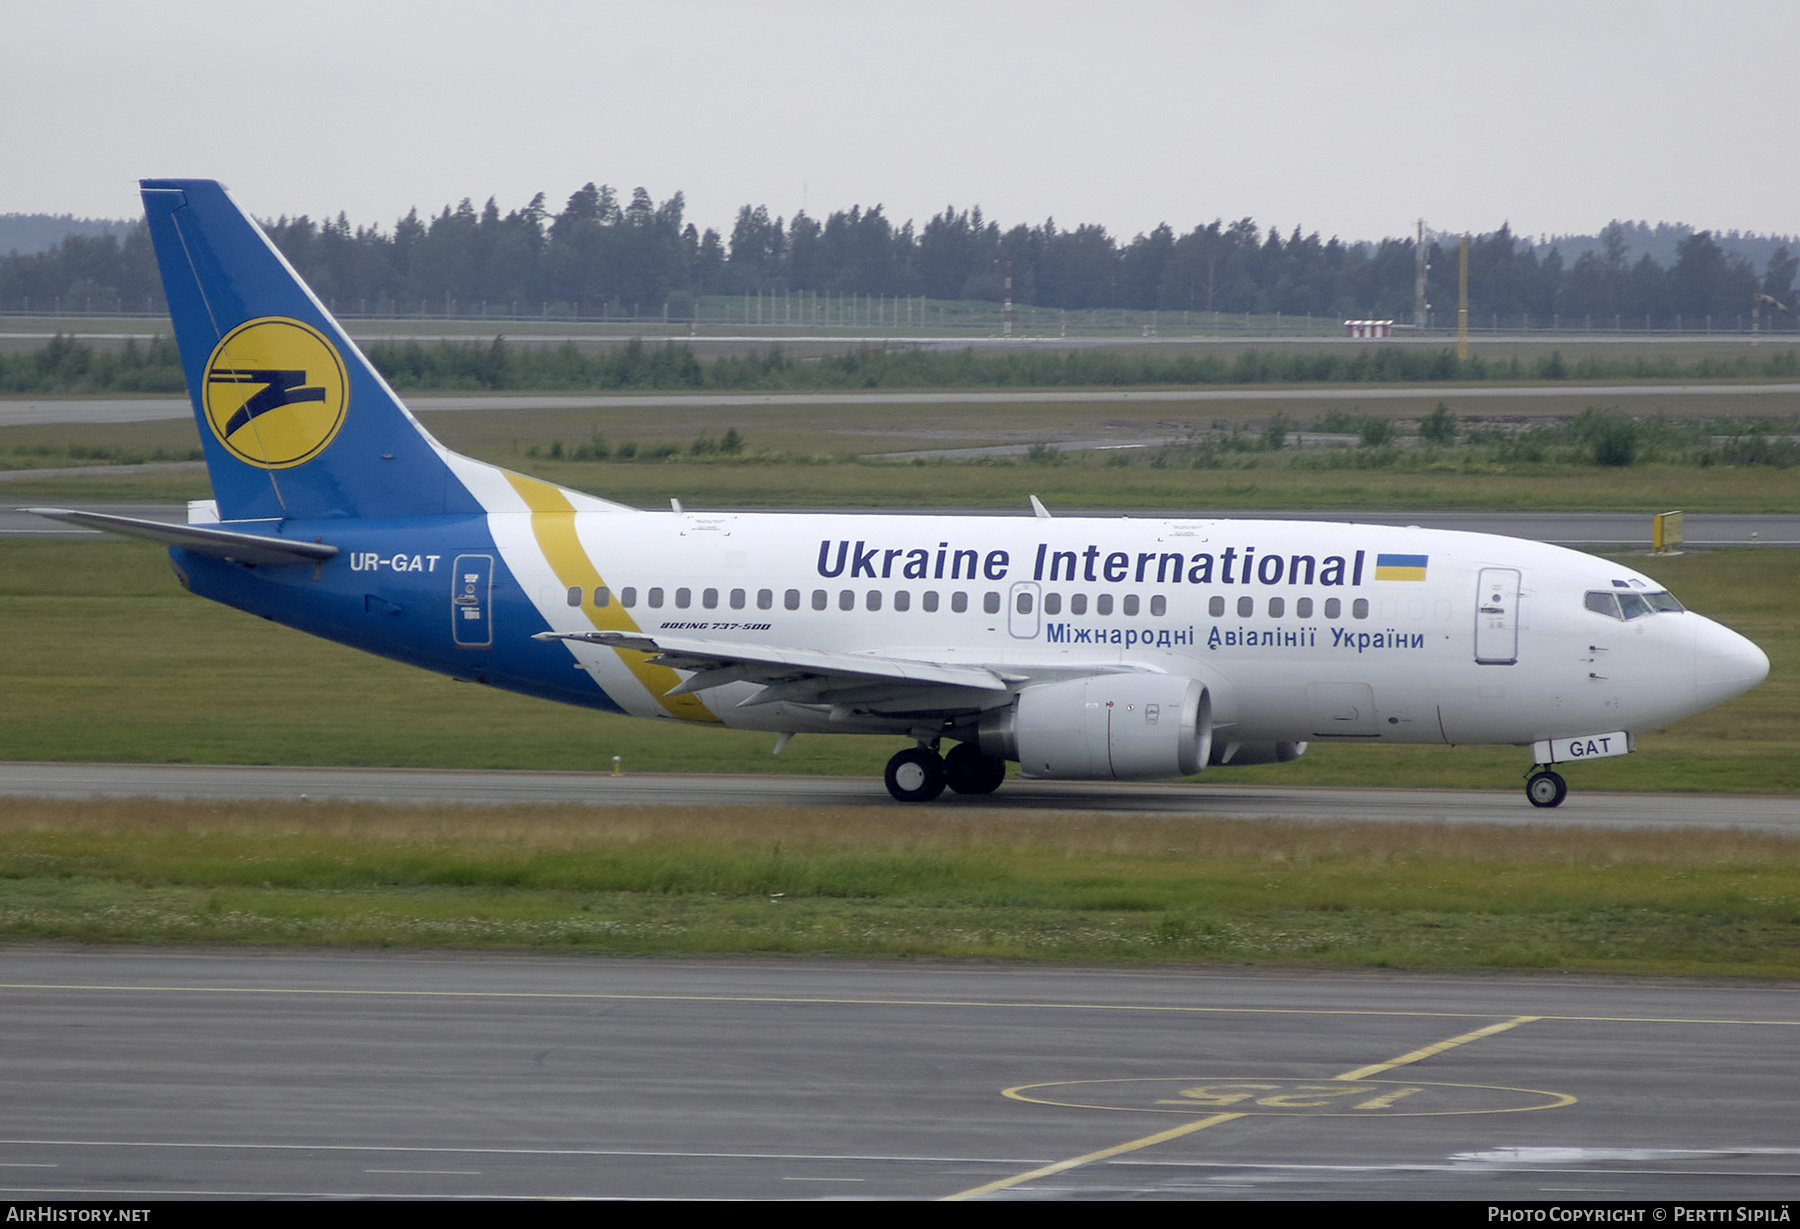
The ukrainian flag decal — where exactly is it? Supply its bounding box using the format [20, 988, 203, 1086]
[202, 317, 349, 469]
[1374, 553, 1428, 581]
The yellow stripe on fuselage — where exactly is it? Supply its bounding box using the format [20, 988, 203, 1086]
[1374, 565, 1427, 581]
[504, 473, 718, 723]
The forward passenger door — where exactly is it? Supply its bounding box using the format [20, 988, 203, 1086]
[1475, 568, 1520, 665]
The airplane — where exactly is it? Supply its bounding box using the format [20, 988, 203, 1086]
[29, 180, 1771, 808]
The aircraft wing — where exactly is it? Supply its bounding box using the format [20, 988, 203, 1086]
[24, 507, 339, 566]
[532, 629, 1018, 710]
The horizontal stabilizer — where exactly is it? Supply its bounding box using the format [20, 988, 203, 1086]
[24, 507, 338, 566]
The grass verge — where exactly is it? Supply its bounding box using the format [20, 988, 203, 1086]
[2, 799, 1796, 975]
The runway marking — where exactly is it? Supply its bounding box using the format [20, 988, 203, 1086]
[1, 984, 1796, 1027]
[1334, 1014, 1539, 1080]
[939, 1113, 1247, 1201]
[943, 1014, 1547, 1200]
[0, 1138, 1040, 1164]
[1005, 1075, 1573, 1117]
[364, 1168, 480, 1175]
[0, 1185, 577, 1201]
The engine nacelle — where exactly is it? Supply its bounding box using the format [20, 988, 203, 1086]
[980, 675, 1211, 780]
[1208, 740, 1308, 767]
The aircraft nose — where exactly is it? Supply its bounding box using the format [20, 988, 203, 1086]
[1693, 617, 1770, 710]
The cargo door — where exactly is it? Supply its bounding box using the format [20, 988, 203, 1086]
[1307, 682, 1378, 737]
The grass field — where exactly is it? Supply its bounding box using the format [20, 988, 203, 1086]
[0, 539, 1791, 793]
[12, 460, 1800, 513]
[4, 389, 1798, 510]
[3, 526, 1792, 974]
[2, 798, 1796, 975]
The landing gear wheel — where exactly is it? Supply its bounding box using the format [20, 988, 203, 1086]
[944, 742, 1006, 796]
[885, 747, 947, 803]
[1526, 770, 1567, 809]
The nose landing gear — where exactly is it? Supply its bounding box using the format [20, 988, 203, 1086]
[1525, 767, 1568, 808]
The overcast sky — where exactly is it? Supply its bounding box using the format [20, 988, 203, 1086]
[3, 1, 1795, 245]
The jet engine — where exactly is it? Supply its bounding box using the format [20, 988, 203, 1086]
[978, 674, 1211, 779]
[1207, 740, 1308, 767]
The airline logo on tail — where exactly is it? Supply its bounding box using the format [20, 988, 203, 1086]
[202, 317, 349, 468]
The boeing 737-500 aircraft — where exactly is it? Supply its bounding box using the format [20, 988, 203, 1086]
[30, 180, 1771, 805]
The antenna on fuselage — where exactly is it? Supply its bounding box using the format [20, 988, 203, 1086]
[1029, 494, 1051, 519]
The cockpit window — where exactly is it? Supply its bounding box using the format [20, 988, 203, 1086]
[1585, 592, 1620, 619]
[1586, 588, 1682, 620]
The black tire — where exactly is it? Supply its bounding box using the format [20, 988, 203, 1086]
[1525, 770, 1568, 808]
[885, 747, 947, 803]
[944, 742, 1006, 796]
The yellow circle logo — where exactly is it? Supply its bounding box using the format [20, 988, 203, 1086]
[202, 317, 348, 469]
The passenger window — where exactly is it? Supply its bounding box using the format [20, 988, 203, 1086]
[648, 588, 664, 608]
[566, 586, 582, 607]
[1352, 598, 1369, 619]
[1585, 592, 1621, 619]
[1150, 595, 1166, 616]
[1268, 596, 1284, 618]
[729, 588, 745, 610]
[1070, 593, 1087, 615]
[1096, 594, 1113, 615]
[758, 589, 773, 610]
[951, 592, 969, 613]
[1618, 592, 1652, 620]
[1016, 592, 1033, 614]
[784, 589, 800, 611]
[923, 591, 940, 612]
[1122, 595, 1139, 616]
[1044, 593, 1061, 615]
[1209, 595, 1225, 617]
[1324, 597, 1340, 619]
[703, 588, 718, 610]
[839, 590, 855, 611]
[867, 590, 882, 611]
[984, 592, 1001, 614]
[1295, 596, 1312, 618]
[621, 587, 638, 608]
[894, 590, 910, 612]
[675, 588, 691, 609]
[811, 590, 827, 611]
[595, 586, 611, 608]
[1237, 596, 1253, 618]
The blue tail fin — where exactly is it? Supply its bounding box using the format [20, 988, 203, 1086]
[140, 179, 480, 522]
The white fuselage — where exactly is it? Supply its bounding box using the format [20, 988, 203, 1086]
[477, 495, 1767, 750]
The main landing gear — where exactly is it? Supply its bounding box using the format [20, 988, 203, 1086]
[883, 742, 1007, 802]
[1525, 767, 1568, 809]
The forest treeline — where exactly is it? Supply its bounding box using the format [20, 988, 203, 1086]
[8, 334, 1800, 396]
[2, 184, 1796, 329]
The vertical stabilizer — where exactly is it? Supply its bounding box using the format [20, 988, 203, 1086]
[140, 179, 480, 522]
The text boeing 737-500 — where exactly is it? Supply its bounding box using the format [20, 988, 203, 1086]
[29, 180, 1771, 806]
